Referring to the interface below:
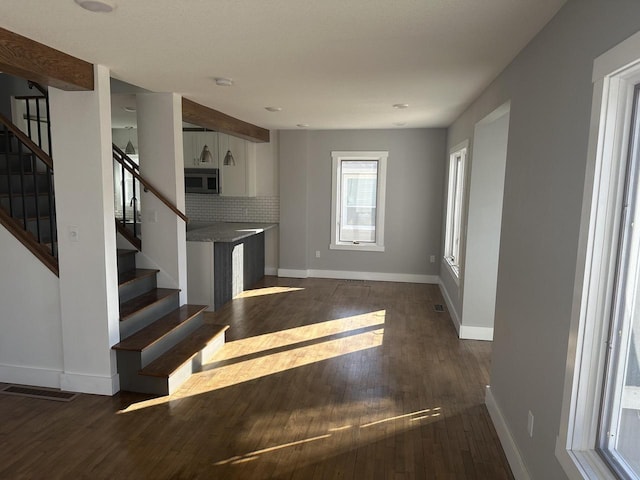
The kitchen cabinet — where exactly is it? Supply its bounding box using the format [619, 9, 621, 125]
[182, 131, 257, 196]
[218, 133, 256, 197]
[183, 130, 218, 169]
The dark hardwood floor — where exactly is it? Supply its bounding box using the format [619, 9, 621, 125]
[0, 277, 513, 479]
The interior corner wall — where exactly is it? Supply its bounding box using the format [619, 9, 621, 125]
[279, 128, 446, 280]
[444, 1, 640, 478]
[0, 227, 63, 388]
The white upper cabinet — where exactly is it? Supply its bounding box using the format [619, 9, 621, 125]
[218, 133, 256, 197]
[183, 130, 218, 169]
[182, 130, 257, 196]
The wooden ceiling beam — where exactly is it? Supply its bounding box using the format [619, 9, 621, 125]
[0, 27, 93, 91]
[182, 98, 270, 143]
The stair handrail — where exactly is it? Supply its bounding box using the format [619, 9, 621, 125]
[27, 81, 48, 98]
[112, 144, 140, 173]
[0, 113, 53, 169]
[112, 145, 189, 223]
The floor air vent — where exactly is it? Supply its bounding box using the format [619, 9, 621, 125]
[434, 304, 445, 312]
[0, 385, 78, 402]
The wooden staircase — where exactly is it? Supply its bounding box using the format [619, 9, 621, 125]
[113, 248, 228, 395]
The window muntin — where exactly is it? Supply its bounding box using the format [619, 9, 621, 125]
[444, 145, 467, 275]
[330, 151, 387, 252]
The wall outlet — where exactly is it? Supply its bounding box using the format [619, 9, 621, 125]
[430, 255, 436, 263]
[315, 250, 321, 258]
[527, 410, 534, 438]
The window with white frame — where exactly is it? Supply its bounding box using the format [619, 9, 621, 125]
[444, 143, 467, 276]
[330, 151, 387, 252]
[556, 31, 640, 480]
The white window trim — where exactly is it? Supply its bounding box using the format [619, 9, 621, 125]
[556, 29, 640, 480]
[444, 140, 468, 278]
[330, 151, 388, 252]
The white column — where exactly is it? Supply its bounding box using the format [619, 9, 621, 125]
[49, 64, 120, 395]
[136, 93, 187, 303]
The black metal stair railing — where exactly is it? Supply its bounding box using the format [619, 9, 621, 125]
[112, 144, 142, 249]
[0, 113, 57, 273]
[13, 81, 51, 156]
[112, 144, 189, 251]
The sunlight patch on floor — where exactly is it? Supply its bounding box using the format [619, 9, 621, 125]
[222, 310, 387, 361]
[235, 286, 305, 299]
[118, 311, 386, 413]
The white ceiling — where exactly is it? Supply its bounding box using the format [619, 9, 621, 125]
[1, 0, 566, 131]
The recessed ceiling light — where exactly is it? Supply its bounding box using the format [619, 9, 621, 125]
[122, 106, 136, 113]
[393, 103, 409, 109]
[214, 77, 234, 87]
[74, 0, 115, 12]
[296, 123, 309, 128]
[265, 107, 282, 112]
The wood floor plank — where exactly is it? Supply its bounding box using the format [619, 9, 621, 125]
[0, 277, 513, 479]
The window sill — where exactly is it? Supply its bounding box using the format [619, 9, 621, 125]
[555, 442, 617, 480]
[330, 243, 385, 252]
[443, 257, 460, 285]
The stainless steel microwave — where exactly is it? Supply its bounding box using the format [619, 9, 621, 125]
[185, 168, 219, 194]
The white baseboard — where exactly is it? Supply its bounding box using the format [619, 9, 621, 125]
[460, 325, 494, 341]
[438, 282, 493, 340]
[438, 282, 461, 333]
[278, 268, 438, 284]
[0, 364, 62, 389]
[485, 386, 531, 480]
[277, 268, 309, 278]
[60, 372, 120, 395]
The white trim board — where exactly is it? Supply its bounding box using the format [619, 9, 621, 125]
[438, 281, 493, 340]
[60, 372, 120, 396]
[277, 268, 438, 284]
[485, 386, 532, 480]
[0, 364, 63, 390]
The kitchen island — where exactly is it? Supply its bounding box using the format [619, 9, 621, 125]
[186, 222, 277, 310]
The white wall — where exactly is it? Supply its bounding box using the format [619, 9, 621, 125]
[459, 108, 509, 340]
[279, 129, 445, 281]
[0, 227, 63, 388]
[445, 1, 640, 478]
[136, 93, 188, 303]
[50, 64, 121, 395]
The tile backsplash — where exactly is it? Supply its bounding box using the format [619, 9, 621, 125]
[185, 194, 279, 223]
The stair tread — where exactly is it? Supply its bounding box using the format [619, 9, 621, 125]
[118, 268, 159, 287]
[113, 304, 208, 352]
[140, 323, 228, 378]
[117, 248, 137, 257]
[119, 288, 180, 321]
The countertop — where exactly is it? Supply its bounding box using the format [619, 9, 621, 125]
[186, 222, 277, 243]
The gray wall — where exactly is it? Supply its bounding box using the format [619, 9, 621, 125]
[445, 0, 640, 478]
[279, 129, 446, 277]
